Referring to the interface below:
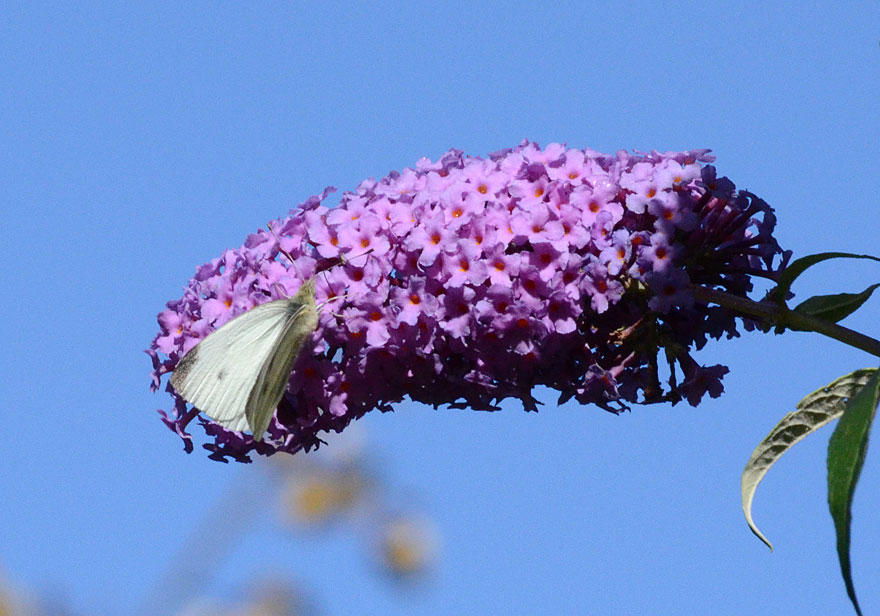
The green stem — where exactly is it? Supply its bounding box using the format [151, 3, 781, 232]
[691, 286, 880, 360]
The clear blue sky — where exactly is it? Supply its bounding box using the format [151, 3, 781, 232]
[2, 2, 880, 614]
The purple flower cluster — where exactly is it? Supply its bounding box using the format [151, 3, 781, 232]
[148, 141, 788, 462]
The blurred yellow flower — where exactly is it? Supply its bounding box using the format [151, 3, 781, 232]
[381, 518, 437, 576]
[282, 471, 362, 525]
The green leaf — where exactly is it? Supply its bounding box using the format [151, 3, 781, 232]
[741, 369, 877, 550]
[827, 369, 880, 616]
[790, 284, 880, 329]
[769, 252, 880, 304]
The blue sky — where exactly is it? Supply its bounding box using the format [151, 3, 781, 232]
[2, 2, 880, 614]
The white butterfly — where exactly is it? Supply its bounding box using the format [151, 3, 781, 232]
[170, 278, 319, 442]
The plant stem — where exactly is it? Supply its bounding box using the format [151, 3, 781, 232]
[691, 286, 880, 360]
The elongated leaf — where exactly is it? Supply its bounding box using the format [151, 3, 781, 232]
[790, 284, 880, 329]
[769, 252, 880, 304]
[827, 369, 880, 616]
[741, 369, 877, 550]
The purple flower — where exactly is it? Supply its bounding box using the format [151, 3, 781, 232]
[678, 358, 730, 406]
[343, 291, 394, 347]
[641, 231, 681, 274]
[392, 278, 438, 327]
[337, 215, 392, 258]
[598, 230, 632, 276]
[580, 257, 625, 314]
[406, 213, 452, 268]
[442, 240, 489, 288]
[148, 140, 787, 461]
[461, 159, 511, 197]
[646, 269, 694, 313]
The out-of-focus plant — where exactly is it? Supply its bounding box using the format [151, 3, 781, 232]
[0, 570, 69, 616]
[141, 426, 438, 615]
[379, 517, 438, 578]
[271, 425, 439, 578]
[176, 577, 314, 616]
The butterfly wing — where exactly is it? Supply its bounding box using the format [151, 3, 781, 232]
[170, 299, 294, 432]
[246, 279, 319, 441]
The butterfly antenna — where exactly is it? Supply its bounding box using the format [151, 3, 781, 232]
[316, 273, 352, 313]
[315, 264, 350, 315]
[341, 247, 375, 267]
[317, 291, 351, 311]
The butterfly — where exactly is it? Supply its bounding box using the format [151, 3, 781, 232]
[170, 278, 319, 442]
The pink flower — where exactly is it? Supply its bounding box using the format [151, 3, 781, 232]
[150, 141, 787, 462]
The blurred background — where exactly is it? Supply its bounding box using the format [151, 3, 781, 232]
[2, 2, 879, 614]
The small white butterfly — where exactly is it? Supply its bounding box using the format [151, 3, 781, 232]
[170, 278, 319, 442]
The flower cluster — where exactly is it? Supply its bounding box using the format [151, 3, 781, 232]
[148, 141, 788, 462]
